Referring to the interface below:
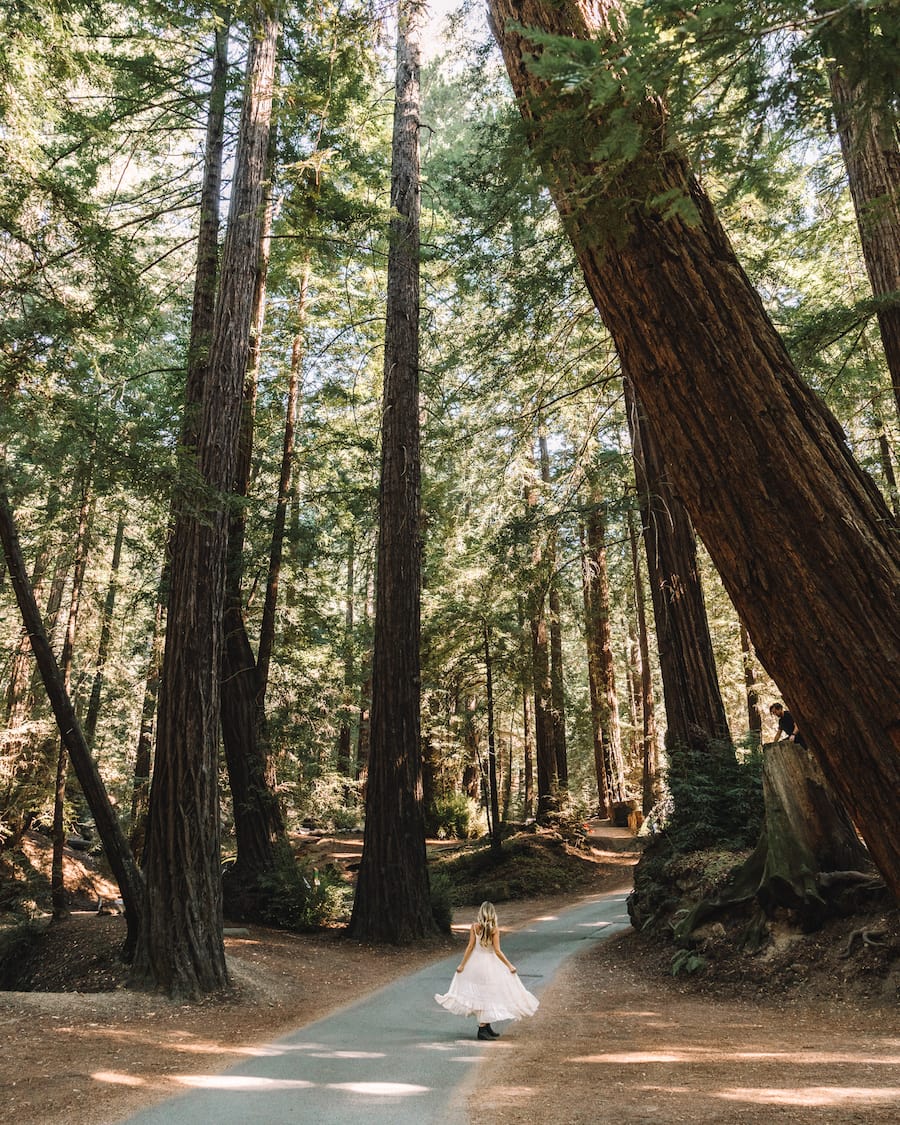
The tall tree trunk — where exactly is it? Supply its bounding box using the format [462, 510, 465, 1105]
[583, 495, 626, 804]
[522, 686, 535, 819]
[484, 621, 502, 852]
[257, 265, 308, 705]
[356, 555, 374, 784]
[132, 5, 280, 996]
[337, 537, 355, 776]
[740, 622, 764, 742]
[182, 9, 230, 444]
[517, 596, 535, 819]
[1, 486, 60, 851]
[348, 0, 436, 941]
[488, 0, 900, 897]
[219, 125, 290, 922]
[828, 62, 900, 420]
[875, 418, 899, 517]
[525, 473, 559, 822]
[0, 489, 143, 951]
[581, 523, 611, 819]
[82, 511, 125, 749]
[624, 376, 731, 752]
[627, 510, 660, 814]
[130, 574, 165, 863]
[539, 431, 568, 790]
[51, 483, 95, 920]
[131, 13, 227, 870]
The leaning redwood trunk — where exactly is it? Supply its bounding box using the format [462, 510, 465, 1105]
[0, 490, 144, 952]
[51, 481, 94, 920]
[488, 0, 900, 897]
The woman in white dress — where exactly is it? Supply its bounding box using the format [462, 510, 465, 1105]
[435, 901, 539, 1039]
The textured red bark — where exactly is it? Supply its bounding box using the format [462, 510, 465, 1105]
[488, 0, 900, 897]
[132, 6, 281, 996]
[348, 0, 435, 941]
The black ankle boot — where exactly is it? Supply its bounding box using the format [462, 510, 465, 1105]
[477, 1025, 493, 1040]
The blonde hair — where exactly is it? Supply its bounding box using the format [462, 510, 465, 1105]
[476, 901, 498, 946]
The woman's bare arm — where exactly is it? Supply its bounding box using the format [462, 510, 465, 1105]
[492, 928, 517, 972]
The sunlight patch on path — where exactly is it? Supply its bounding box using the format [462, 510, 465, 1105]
[176, 1075, 314, 1091]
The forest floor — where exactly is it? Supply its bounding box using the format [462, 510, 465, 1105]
[1, 830, 898, 1124]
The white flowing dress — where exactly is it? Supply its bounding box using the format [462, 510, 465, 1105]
[434, 932, 539, 1023]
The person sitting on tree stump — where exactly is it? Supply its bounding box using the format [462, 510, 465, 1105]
[769, 702, 807, 747]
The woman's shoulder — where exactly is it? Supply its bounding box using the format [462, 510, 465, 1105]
[473, 922, 483, 935]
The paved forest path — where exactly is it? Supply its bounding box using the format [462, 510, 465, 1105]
[120, 889, 631, 1125]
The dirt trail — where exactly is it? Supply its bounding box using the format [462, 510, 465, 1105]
[470, 931, 900, 1124]
[3, 833, 897, 1124]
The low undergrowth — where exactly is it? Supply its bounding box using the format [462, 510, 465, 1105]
[429, 827, 612, 907]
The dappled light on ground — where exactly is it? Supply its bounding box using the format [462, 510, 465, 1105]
[176, 1075, 314, 1091]
[92, 1071, 146, 1086]
[473, 934, 900, 1124]
[571, 1046, 900, 1066]
[173, 1074, 430, 1096]
[714, 1086, 900, 1107]
[328, 1081, 430, 1096]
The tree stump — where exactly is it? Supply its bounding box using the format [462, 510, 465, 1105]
[675, 741, 878, 946]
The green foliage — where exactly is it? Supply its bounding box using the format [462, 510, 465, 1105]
[256, 857, 350, 932]
[663, 743, 765, 853]
[428, 870, 455, 934]
[671, 947, 705, 977]
[428, 793, 480, 840]
[292, 771, 363, 832]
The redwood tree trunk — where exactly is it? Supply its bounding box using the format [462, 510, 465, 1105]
[581, 523, 611, 819]
[539, 432, 568, 790]
[626, 510, 660, 814]
[130, 575, 164, 863]
[0, 489, 144, 951]
[828, 62, 900, 421]
[257, 266, 307, 704]
[51, 482, 94, 920]
[348, 0, 436, 942]
[82, 511, 125, 748]
[740, 622, 763, 741]
[131, 5, 280, 995]
[674, 741, 874, 944]
[624, 377, 731, 752]
[484, 621, 502, 852]
[219, 135, 290, 922]
[525, 472, 559, 821]
[583, 496, 626, 805]
[488, 0, 900, 897]
[182, 10, 230, 442]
